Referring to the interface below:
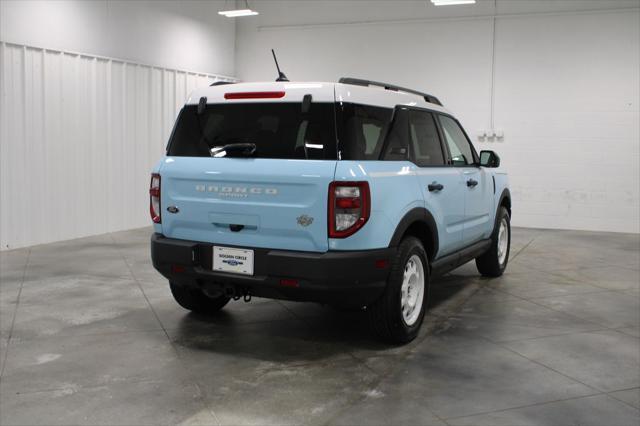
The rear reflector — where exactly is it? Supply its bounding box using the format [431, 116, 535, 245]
[224, 91, 285, 100]
[375, 259, 389, 269]
[171, 265, 185, 273]
[279, 278, 299, 288]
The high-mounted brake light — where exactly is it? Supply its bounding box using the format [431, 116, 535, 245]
[224, 91, 285, 100]
[328, 181, 370, 238]
[149, 173, 161, 223]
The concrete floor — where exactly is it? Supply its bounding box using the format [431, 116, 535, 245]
[0, 227, 638, 426]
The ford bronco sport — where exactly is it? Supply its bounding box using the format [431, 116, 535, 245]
[150, 77, 511, 343]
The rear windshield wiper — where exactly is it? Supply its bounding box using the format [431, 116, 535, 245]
[210, 143, 257, 158]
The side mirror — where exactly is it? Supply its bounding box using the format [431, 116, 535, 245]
[479, 150, 500, 168]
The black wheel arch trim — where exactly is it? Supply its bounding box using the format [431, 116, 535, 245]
[495, 188, 511, 230]
[388, 207, 439, 260]
[498, 188, 511, 213]
[498, 188, 511, 214]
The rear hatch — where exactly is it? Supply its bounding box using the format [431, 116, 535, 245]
[159, 84, 337, 252]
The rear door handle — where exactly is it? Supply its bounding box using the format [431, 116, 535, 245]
[428, 183, 444, 192]
[467, 179, 478, 188]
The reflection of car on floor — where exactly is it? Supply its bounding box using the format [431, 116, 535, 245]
[150, 77, 511, 343]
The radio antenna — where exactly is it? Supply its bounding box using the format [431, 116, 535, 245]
[271, 49, 289, 82]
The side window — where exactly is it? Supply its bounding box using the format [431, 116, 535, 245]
[362, 123, 383, 155]
[382, 108, 410, 161]
[408, 110, 445, 166]
[438, 115, 475, 166]
[338, 104, 393, 160]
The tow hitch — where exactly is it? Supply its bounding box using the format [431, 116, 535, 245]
[224, 286, 252, 302]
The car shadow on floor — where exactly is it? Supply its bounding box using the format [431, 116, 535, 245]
[170, 274, 482, 361]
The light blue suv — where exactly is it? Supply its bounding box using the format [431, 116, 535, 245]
[150, 78, 511, 343]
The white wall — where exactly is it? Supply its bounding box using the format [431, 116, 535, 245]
[236, 0, 640, 233]
[493, 11, 639, 232]
[0, 42, 232, 250]
[0, 0, 236, 76]
[0, 0, 237, 250]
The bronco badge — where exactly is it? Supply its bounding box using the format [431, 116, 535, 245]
[296, 215, 314, 227]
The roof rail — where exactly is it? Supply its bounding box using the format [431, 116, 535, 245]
[338, 77, 442, 106]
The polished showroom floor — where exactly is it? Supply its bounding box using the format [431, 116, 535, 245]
[0, 227, 638, 425]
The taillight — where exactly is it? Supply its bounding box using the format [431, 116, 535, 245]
[328, 181, 370, 238]
[149, 173, 161, 223]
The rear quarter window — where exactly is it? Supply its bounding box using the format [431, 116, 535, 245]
[337, 103, 393, 160]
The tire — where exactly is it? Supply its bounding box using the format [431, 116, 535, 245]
[368, 236, 429, 344]
[169, 281, 230, 313]
[476, 206, 511, 277]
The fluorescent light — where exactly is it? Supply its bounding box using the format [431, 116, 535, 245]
[218, 8, 258, 17]
[431, 0, 476, 5]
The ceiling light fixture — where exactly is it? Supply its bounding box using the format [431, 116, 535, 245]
[431, 0, 476, 5]
[218, 0, 258, 17]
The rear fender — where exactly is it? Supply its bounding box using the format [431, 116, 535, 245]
[329, 161, 423, 251]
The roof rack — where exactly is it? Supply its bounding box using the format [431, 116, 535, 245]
[338, 77, 442, 106]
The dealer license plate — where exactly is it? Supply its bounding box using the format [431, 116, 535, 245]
[212, 246, 254, 276]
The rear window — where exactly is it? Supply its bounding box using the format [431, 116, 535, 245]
[167, 103, 337, 159]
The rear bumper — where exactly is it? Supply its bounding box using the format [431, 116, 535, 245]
[150, 233, 394, 306]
